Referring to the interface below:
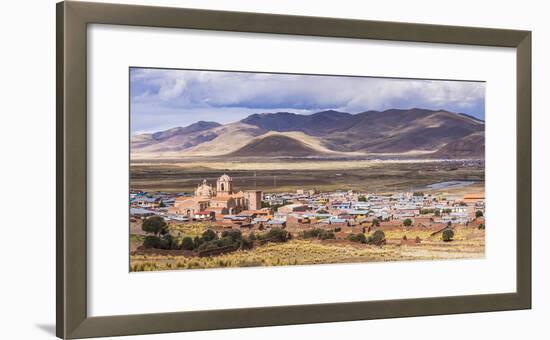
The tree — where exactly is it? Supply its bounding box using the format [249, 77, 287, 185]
[141, 216, 168, 237]
[358, 195, 367, 202]
[442, 229, 454, 242]
[476, 210, 484, 218]
[434, 209, 441, 217]
[181, 237, 194, 250]
[478, 223, 485, 230]
[371, 218, 380, 227]
[403, 218, 413, 227]
[368, 230, 386, 246]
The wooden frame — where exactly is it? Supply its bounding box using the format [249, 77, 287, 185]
[56, 1, 531, 338]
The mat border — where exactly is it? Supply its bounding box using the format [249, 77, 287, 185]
[56, 1, 531, 338]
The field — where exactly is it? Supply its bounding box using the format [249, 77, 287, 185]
[130, 227, 485, 271]
[130, 159, 484, 193]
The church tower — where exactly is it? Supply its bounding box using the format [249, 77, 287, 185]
[216, 174, 233, 195]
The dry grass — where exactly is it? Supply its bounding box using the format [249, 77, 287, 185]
[168, 222, 208, 238]
[130, 229, 485, 272]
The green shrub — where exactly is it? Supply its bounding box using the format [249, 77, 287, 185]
[403, 218, 413, 227]
[221, 229, 242, 242]
[180, 236, 195, 250]
[160, 234, 179, 250]
[193, 236, 204, 249]
[347, 233, 367, 243]
[300, 228, 335, 240]
[143, 235, 161, 248]
[442, 229, 454, 242]
[368, 230, 386, 246]
[264, 227, 290, 243]
[201, 229, 218, 242]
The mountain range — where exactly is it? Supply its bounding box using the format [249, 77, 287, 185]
[131, 108, 485, 160]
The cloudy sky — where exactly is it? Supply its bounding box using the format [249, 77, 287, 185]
[130, 67, 485, 133]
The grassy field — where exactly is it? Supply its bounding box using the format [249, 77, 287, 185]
[130, 159, 484, 193]
[130, 227, 485, 272]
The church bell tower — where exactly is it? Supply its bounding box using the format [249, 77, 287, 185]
[216, 174, 233, 195]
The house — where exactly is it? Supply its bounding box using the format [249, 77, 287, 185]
[277, 204, 309, 214]
[130, 207, 155, 218]
[133, 196, 161, 208]
[193, 211, 215, 221]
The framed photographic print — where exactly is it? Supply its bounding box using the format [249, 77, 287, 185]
[57, 1, 531, 339]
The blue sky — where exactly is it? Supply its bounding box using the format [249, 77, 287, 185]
[130, 67, 485, 133]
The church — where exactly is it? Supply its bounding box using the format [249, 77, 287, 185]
[169, 174, 262, 217]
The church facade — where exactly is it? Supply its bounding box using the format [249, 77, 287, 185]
[169, 174, 262, 217]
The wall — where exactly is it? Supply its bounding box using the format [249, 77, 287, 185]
[0, 0, 547, 339]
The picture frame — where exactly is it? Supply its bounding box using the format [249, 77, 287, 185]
[56, 1, 531, 338]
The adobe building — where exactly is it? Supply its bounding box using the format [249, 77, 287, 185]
[169, 174, 262, 217]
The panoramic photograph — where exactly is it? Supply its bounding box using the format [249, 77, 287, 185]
[129, 67, 486, 272]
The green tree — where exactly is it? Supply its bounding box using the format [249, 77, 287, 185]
[442, 229, 454, 242]
[403, 218, 413, 227]
[476, 210, 484, 218]
[358, 195, 367, 202]
[141, 216, 168, 237]
[371, 218, 380, 227]
[434, 209, 441, 217]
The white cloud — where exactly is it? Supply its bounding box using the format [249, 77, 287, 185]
[130, 68, 485, 132]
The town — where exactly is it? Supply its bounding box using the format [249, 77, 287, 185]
[130, 174, 485, 268]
